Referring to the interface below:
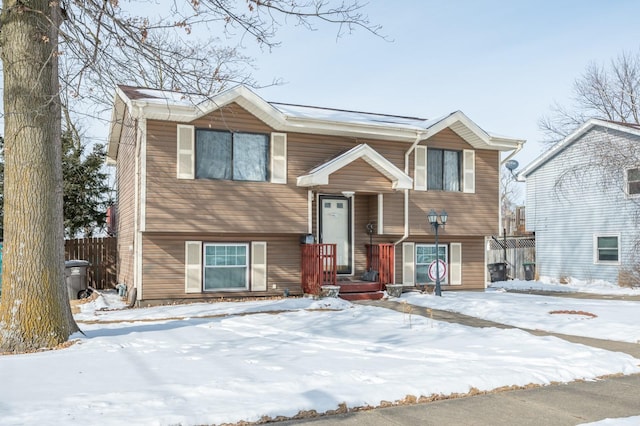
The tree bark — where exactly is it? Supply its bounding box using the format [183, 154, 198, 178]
[0, 0, 79, 352]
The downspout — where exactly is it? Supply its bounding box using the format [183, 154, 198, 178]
[394, 131, 429, 246]
[500, 142, 524, 166]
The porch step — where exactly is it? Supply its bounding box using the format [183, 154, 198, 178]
[336, 281, 382, 293]
[340, 291, 385, 301]
[337, 281, 384, 301]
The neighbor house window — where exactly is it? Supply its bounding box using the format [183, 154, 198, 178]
[196, 129, 269, 181]
[627, 168, 640, 196]
[428, 148, 461, 191]
[203, 243, 249, 290]
[416, 244, 448, 284]
[594, 235, 619, 264]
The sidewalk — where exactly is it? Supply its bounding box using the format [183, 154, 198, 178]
[278, 297, 640, 426]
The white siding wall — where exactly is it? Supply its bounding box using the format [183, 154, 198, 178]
[525, 127, 640, 282]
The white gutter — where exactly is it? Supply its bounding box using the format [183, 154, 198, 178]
[394, 131, 429, 246]
[500, 141, 524, 167]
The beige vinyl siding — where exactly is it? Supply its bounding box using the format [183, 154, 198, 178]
[144, 102, 410, 235]
[115, 111, 137, 288]
[394, 236, 486, 290]
[381, 191, 404, 235]
[323, 158, 394, 194]
[140, 233, 302, 303]
[408, 128, 499, 236]
[144, 104, 307, 234]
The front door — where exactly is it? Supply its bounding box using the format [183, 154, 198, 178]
[319, 195, 352, 274]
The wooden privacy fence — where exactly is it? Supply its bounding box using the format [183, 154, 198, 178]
[301, 243, 337, 295]
[65, 237, 117, 290]
[487, 236, 535, 281]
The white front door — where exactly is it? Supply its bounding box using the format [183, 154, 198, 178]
[320, 196, 352, 274]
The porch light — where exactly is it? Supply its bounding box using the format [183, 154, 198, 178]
[427, 209, 448, 297]
[341, 191, 355, 198]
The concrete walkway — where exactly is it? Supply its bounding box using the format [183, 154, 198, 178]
[278, 296, 640, 426]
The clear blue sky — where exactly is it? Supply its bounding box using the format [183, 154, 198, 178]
[241, 0, 640, 169]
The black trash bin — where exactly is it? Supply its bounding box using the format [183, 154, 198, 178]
[487, 262, 507, 282]
[64, 260, 91, 300]
[523, 262, 536, 281]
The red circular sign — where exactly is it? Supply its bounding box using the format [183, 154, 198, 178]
[428, 259, 447, 281]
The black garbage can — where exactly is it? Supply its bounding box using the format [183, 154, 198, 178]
[64, 260, 91, 300]
[487, 262, 507, 282]
[523, 262, 536, 281]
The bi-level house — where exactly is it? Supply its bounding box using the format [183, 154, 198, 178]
[107, 84, 524, 306]
[519, 119, 640, 283]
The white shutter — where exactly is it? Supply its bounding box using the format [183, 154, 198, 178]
[270, 133, 287, 184]
[402, 242, 415, 286]
[177, 125, 195, 179]
[463, 149, 475, 193]
[450, 242, 462, 285]
[414, 146, 427, 191]
[251, 241, 267, 291]
[185, 241, 202, 293]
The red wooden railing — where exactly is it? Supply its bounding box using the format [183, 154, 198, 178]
[301, 244, 337, 296]
[366, 244, 395, 289]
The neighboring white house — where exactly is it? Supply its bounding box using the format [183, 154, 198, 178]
[518, 119, 640, 283]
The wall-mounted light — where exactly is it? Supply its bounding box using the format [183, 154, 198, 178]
[341, 191, 355, 198]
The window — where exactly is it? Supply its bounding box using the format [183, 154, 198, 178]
[416, 244, 448, 284]
[428, 148, 461, 191]
[203, 243, 249, 290]
[594, 235, 619, 264]
[195, 129, 269, 181]
[627, 168, 640, 195]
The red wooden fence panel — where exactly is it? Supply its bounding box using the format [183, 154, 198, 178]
[65, 237, 117, 290]
[366, 244, 395, 289]
[301, 244, 337, 295]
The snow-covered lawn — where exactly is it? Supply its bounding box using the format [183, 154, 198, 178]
[0, 282, 639, 425]
[398, 290, 640, 343]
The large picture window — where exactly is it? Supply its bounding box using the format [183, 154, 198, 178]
[594, 235, 619, 264]
[203, 243, 249, 291]
[428, 148, 461, 191]
[196, 130, 269, 181]
[416, 244, 448, 284]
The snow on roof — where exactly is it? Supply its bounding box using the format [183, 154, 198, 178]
[271, 102, 439, 130]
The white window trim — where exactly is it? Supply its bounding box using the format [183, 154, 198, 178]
[625, 167, 640, 198]
[416, 243, 449, 285]
[593, 233, 621, 265]
[203, 243, 250, 291]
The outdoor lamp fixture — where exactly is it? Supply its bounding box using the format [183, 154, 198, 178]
[428, 209, 448, 297]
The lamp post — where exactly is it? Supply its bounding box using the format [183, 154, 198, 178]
[427, 209, 448, 296]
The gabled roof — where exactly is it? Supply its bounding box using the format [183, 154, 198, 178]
[107, 84, 525, 161]
[296, 143, 413, 190]
[518, 119, 640, 180]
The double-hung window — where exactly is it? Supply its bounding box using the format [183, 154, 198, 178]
[427, 148, 461, 191]
[594, 235, 619, 264]
[416, 244, 448, 284]
[203, 243, 249, 290]
[196, 130, 269, 181]
[627, 168, 640, 196]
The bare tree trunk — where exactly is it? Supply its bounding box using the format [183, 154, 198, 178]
[0, 1, 79, 352]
